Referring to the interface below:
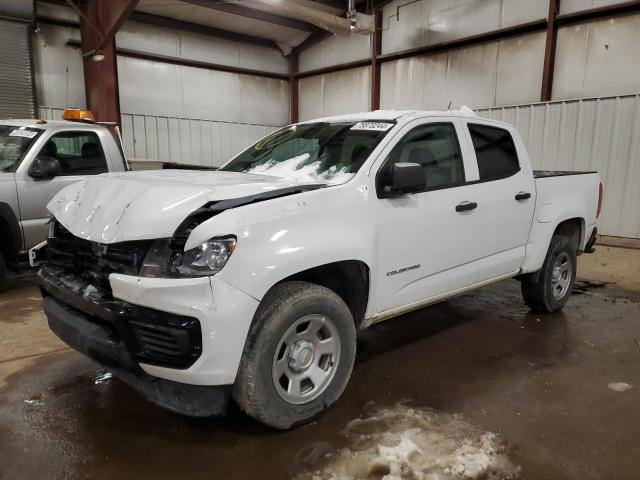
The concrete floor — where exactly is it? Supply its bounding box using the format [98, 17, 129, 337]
[1, 246, 639, 479]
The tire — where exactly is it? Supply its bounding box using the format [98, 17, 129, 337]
[233, 281, 356, 430]
[521, 234, 577, 313]
[0, 252, 9, 293]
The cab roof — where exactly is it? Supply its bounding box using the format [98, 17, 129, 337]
[301, 106, 510, 127]
[0, 119, 109, 132]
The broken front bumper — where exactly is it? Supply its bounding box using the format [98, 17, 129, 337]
[42, 293, 229, 417]
[39, 265, 259, 416]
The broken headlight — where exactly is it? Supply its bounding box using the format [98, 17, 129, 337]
[139, 236, 236, 278]
[176, 236, 236, 277]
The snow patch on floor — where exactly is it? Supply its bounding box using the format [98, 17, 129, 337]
[608, 382, 633, 392]
[245, 154, 354, 185]
[294, 404, 519, 480]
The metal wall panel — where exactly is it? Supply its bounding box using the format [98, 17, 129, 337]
[32, 24, 84, 109]
[0, 0, 34, 20]
[559, 0, 629, 14]
[33, 23, 289, 124]
[117, 21, 289, 75]
[380, 31, 546, 110]
[299, 66, 371, 121]
[299, 32, 370, 73]
[0, 20, 35, 118]
[38, 106, 278, 167]
[478, 94, 640, 239]
[118, 114, 278, 166]
[553, 13, 640, 100]
[117, 56, 289, 125]
[381, 0, 546, 55]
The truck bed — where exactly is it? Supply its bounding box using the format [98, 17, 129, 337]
[533, 170, 597, 178]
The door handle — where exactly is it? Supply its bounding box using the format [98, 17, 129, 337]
[515, 192, 531, 201]
[455, 201, 477, 212]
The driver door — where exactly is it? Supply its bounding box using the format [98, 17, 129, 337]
[374, 118, 483, 314]
[15, 130, 109, 248]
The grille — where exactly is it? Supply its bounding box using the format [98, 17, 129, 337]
[47, 221, 151, 288]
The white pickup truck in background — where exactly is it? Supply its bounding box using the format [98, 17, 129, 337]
[0, 109, 215, 290]
[37, 109, 602, 429]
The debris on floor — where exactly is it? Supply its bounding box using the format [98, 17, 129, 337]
[294, 403, 519, 480]
[94, 371, 113, 385]
[572, 280, 609, 295]
[607, 382, 633, 393]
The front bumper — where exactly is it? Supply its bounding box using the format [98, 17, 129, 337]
[43, 294, 229, 417]
[39, 264, 260, 414]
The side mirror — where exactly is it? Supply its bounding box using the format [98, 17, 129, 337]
[385, 162, 426, 196]
[29, 157, 62, 180]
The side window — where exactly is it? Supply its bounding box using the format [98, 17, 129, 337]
[468, 124, 520, 181]
[37, 131, 108, 176]
[378, 123, 465, 191]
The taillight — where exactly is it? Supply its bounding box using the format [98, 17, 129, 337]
[597, 182, 603, 218]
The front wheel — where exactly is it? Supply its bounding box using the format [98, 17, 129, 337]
[521, 234, 577, 313]
[233, 281, 356, 429]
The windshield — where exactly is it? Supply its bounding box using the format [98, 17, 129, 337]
[221, 121, 395, 184]
[0, 125, 43, 173]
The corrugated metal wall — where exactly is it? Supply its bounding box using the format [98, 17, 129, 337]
[478, 94, 640, 239]
[118, 114, 277, 167]
[0, 20, 35, 118]
[39, 106, 277, 167]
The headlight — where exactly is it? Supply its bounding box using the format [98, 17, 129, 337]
[176, 236, 236, 277]
[139, 236, 236, 278]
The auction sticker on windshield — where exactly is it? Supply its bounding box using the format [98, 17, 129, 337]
[9, 128, 38, 139]
[350, 121, 394, 131]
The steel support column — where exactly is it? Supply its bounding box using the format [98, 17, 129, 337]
[541, 0, 561, 102]
[370, 9, 382, 111]
[75, 0, 139, 124]
[289, 53, 299, 124]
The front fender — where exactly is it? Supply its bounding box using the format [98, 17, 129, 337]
[185, 181, 375, 300]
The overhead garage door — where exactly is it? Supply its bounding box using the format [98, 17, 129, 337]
[0, 19, 35, 119]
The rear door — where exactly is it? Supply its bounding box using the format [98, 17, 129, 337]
[457, 120, 536, 278]
[15, 130, 109, 248]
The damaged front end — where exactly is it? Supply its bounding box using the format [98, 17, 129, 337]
[39, 221, 228, 417]
[39, 182, 324, 416]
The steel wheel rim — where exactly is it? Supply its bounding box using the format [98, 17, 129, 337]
[272, 314, 341, 405]
[551, 252, 572, 300]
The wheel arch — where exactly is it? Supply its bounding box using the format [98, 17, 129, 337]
[553, 217, 585, 253]
[0, 202, 23, 264]
[519, 216, 585, 283]
[267, 260, 370, 329]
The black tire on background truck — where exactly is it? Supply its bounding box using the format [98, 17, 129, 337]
[0, 252, 9, 293]
[233, 281, 356, 430]
[521, 234, 577, 313]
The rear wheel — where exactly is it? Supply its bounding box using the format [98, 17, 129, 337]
[521, 234, 576, 313]
[233, 281, 356, 430]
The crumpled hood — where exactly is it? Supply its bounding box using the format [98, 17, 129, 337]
[47, 169, 311, 243]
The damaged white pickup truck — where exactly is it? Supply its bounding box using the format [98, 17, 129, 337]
[38, 110, 602, 429]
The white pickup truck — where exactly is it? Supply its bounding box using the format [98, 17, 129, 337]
[0, 110, 215, 290]
[38, 110, 602, 429]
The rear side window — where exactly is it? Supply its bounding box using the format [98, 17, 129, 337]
[36, 131, 108, 176]
[468, 124, 520, 181]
